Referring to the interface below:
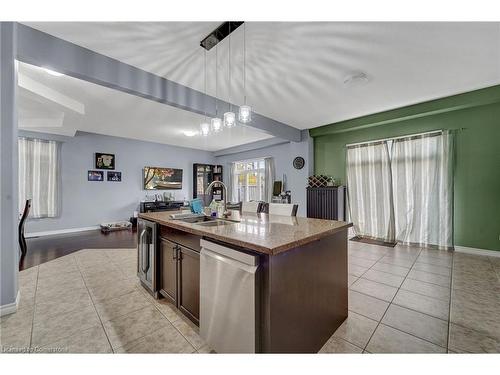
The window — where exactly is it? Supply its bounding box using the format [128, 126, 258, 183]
[18, 137, 60, 218]
[232, 159, 266, 202]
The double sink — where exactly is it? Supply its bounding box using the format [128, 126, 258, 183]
[179, 215, 238, 227]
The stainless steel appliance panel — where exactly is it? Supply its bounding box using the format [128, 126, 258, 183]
[137, 219, 158, 297]
[200, 239, 259, 353]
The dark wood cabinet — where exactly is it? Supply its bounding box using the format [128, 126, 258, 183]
[159, 238, 178, 305]
[159, 228, 200, 325]
[307, 186, 346, 221]
[177, 245, 200, 323]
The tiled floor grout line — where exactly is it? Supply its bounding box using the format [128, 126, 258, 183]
[28, 265, 40, 348]
[359, 247, 424, 352]
[445, 251, 455, 352]
[76, 251, 116, 354]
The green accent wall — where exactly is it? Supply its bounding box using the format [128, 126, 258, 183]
[310, 85, 500, 251]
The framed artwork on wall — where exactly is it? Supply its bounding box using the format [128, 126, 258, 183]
[95, 152, 115, 170]
[88, 170, 104, 181]
[143, 167, 183, 190]
[107, 171, 122, 182]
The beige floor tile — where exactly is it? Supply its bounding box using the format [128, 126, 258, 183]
[116, 324, 195, 353]
[347, 274, 358, 287]
[400, 278, 450, 302]
[154, 299, 184, 323]
[31, 304, 101, 347]
[378, 255, 415, 268]
[35, 287, 93, 319]
[448, 323, 500, 353]
[95, 290, 151, 322]
[371, 262, 410, 277]
[412, 262, 452, 276]
[38, 258, 78, 278]
[348, 263, 369, 277]
[172, 316, 205, 350]
[393, 289, 449, 320]
[348, 290, 389, 321]
[349, 250, 386, 262]
[366, 324, 445, 353]
[415, 255, 453, 268]
[197, 344, 216, 353]
[351, 278, 398, 302]
[333, 311, 378, 348]
[319, 336, 363, 353]
[381, 304, 448, 347]
[348, 257, 377, 268]
[88, 277, 139, 302]
[362, 269, 405, 288]
[36, 271, 86, 294]
[103, 305, 170, 349]
[0, 308, 34, 349]
[40, 325, 112, 353]
[407, 269, 451, 287]
[450, 290, 500, 340]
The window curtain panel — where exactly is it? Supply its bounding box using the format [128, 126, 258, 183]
[346, 142, 395, 243]
[228, 162, 237, 202]
[18, 137, 61, 218]
[391, 132, 453, 249]
[263, 157, 275, 203]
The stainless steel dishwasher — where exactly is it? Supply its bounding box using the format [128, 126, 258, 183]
[200, 239, 259, 353]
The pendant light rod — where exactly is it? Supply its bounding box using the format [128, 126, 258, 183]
[243, 22, 246, 105]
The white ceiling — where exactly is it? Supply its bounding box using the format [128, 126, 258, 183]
[20, 22, 500, 146]
[17, 62, 272, 151]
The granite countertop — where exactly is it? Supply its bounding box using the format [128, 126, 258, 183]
[138, 211, 352, 255]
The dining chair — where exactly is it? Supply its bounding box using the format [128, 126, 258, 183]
[267, 203, 298, 216]
[241, 201, 262, 213]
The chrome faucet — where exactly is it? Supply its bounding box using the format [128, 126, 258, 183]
[205, 180, 228, 217]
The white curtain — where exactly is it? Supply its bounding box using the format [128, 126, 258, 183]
[228, 162, 237, 202]
[18, 137, 61, 218]
[346, 142, 395, 242]
[263, 157, 275, 203]
[392, 132, 453, 249]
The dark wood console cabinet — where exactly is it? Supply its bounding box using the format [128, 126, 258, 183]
[306, 186, 346, 221]
[159, 226, 200, 325]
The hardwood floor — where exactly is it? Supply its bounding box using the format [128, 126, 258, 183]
[20, 229, 137, 270]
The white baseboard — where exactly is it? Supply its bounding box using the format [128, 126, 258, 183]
[25, 226, 100, 238]
[454, 246, 500, 258]
[0, 291, 20, 317]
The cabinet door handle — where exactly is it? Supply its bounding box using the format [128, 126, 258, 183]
[172, 246, 177, 260]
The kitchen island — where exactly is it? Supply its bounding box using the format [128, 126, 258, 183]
[138, 210, 352, 353]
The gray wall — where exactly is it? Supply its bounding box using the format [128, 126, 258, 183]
[20, 130, 215, 234]
[215, 130, 313, 217]
[1, 22, 19, 309]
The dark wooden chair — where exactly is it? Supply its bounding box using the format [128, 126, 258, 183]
[19, 199, 31, 257]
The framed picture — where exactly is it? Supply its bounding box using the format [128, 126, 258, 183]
[95, 152, 115, 170]
[88, 170, 104, 181]
[107, 171, 122, 182]
[143, 167, 183, 190]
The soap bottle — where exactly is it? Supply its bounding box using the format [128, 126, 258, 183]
[209, 199, 218, 217]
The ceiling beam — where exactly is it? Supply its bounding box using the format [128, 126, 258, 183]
[16, 23, 302, 142]
[18, 73, 85, 114]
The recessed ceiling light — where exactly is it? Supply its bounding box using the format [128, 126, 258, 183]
[183, 130, 199, 137]
[343, 71, 369, 86]
[42, 67, 64, 77]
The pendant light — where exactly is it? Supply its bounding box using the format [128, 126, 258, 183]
[238, 22, 252, 123]
[224, 23, 236, 128]
[211, 43, 223, 133]
[200, 49, 210, 136]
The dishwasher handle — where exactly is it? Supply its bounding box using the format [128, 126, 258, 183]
[200, 248, 258, 274]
